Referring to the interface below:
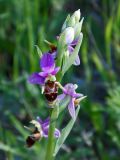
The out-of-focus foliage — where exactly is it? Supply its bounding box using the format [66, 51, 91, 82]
[0, 0, 120, 159]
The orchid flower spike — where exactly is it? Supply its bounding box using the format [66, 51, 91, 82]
[61, 9, 83, 66]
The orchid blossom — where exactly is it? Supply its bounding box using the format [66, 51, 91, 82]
[28, 53, 59, 85]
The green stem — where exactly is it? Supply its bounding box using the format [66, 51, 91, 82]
[45, 110, 56, 160]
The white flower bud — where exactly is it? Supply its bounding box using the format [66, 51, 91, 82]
[62, 14, 70, 31]
[73, 9, 81, 22]
[74, 17, 84, 39]
[65, 50, 69, 57]
[67, 16, 76, 27]
[64, 27, 74, 44]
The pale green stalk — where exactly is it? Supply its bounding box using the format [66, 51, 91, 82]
[45, 105, 59, 160]
[45, 113, 56, 160]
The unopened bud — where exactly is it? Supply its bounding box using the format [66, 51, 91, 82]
[62, 14, 71, 31]
[72, 9, 81, 22]
[64, 27, 74, 44]
[67, 16, 76, 27]
[74, 18, 84, 39]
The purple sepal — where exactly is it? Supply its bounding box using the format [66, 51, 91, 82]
[74, 55, 80, 66]
[57, 94, 66, 101]
[68, 98, 76, 119]
[36, 117, 60, 138]
[40, 53, 55, 72]
[68, 46, 74, 53]
[39, 72, 48, 77]
[71, 38, 79, 46]
[28, 73, 45, 84]
[40, 53, 59, 75]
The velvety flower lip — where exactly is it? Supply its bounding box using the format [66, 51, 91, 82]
[58, 83, 83, 119]
[28, 53, 60, 85]
[37, 117, 61, 138]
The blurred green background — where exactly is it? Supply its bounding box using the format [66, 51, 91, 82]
[0, 0, 120, 159]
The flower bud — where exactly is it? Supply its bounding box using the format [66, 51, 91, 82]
[64, 50, 69, 57]
[62, 14, 70, 31]
[74, 18, 84, 39]
[64, 27, 74, 44]
[67, 16, 76, 27]
[72, 9, 81, 23]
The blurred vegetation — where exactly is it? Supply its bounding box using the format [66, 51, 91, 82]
[0, 0, 120, 159]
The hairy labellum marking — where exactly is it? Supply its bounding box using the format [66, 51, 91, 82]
[50, 45, 57, 53]
[26, 128, 41, 148]
[44, 80, 58, 102]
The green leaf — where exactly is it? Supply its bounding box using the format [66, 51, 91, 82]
[9, 115, 28, 137]
[0, 142, 26, 157]
[105, 17, 113, 66]
[62, 33, 83, 75]
[53, 105, 81, 156]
